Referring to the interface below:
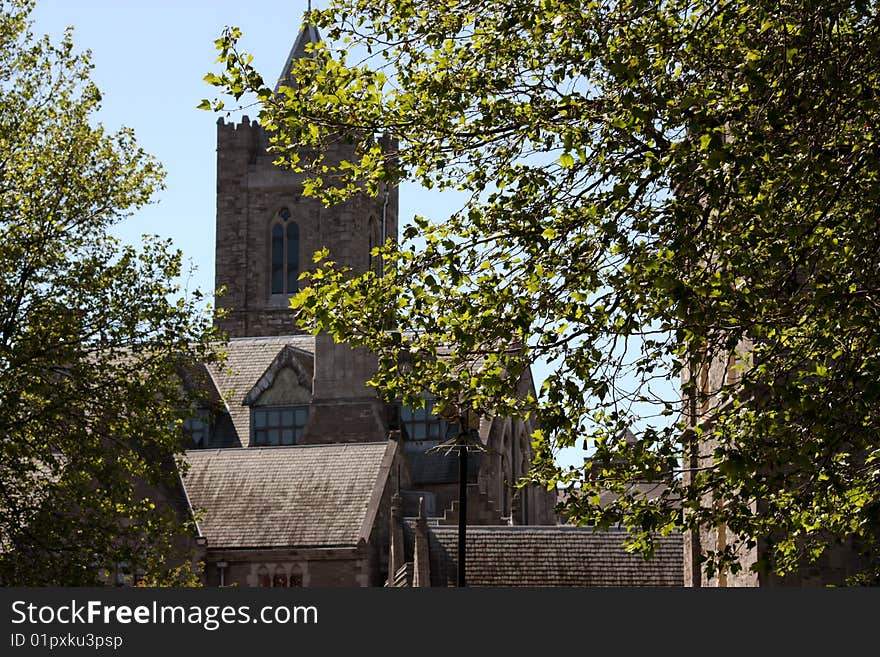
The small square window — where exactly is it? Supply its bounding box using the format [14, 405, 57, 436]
[252, 406, 310, 447]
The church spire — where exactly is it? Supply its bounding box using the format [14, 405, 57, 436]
[275, 19, 322, 90]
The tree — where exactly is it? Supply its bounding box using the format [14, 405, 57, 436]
[0, 0, 219, 585]
[205, 0, 880, 583]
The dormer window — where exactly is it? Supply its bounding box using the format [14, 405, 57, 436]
[253, 405, 309, 446]
[270, 207, 299, 295]
[183, 410, 212, 448]
[183, 407, 238, 449]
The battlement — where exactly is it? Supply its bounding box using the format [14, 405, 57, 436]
[216, 115, 265, 159]
[217, 114, 260, 131]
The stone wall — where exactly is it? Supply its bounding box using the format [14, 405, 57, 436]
[680, 337, 869, 587]
[203, 546, 370, 587]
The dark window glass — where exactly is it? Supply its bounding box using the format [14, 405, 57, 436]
[271, 223, 284, 294]
[399, 399, 448, 447]
[287, 222, 299, 292]
[183, 411, 211, 448]
[252, 405, 310, 446]
[270, 215, 300, 295]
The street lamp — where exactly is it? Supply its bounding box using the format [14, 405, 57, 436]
[428, 403, 484, 587]
[395, 340, 485, 587]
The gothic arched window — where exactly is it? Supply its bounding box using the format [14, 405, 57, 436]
[272, 565, 288, 587]
[270, 207, 300, 295]
[256, 565, 271, 588]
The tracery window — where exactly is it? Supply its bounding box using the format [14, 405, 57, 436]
[270, 207, 299, 295]
[183, 410, 211, 448]
[257, 565, 270, 587]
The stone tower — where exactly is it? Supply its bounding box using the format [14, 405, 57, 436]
[213, 23, 398, 444]
[213, 24, 399, 339]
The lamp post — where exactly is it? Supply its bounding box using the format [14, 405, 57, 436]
[395, 343, 484, 587]
[457, 426, 467, 587]
[428, 404, 484, 588]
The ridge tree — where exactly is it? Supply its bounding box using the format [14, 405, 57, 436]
[1, 0, 219, 585]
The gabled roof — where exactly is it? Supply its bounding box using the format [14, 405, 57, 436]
[406, 524, 683, 587]
[183, 441, 396, 549]
[275, 22, 322, 90]
[207, 335, 315, 447]
[242, 343, 314, 406]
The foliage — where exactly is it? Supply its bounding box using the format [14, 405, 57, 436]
[205, 0, 880, 582]
[0, 0, 218, 585]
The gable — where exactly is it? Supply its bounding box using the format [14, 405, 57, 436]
[206, 336, 315, 447]
[244, 343, 313, 407]
[253, 367, 310, 405]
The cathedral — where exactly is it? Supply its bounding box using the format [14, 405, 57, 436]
[175, 22, 684, 588]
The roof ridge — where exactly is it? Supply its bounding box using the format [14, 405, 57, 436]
[426, 524, 638, 532]
[185, 441, 392, 456]
[226, 335, 314, 343]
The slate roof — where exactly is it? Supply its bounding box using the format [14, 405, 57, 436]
[183, 442, 394, 549]
[407, 524, 683, 587]
[208, 335, 315, 447]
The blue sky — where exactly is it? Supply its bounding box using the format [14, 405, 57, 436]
[31, 1, 329, 300]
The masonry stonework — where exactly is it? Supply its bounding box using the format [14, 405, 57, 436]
[214, 117, 398, 339]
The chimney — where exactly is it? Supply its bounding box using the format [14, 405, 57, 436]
[300, 333, 387, 443]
